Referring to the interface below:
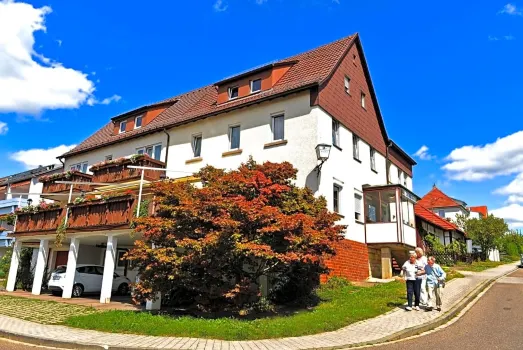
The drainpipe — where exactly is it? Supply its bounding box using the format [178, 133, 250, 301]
[162, 129, 170, 166]
[58, 157, 65, 167]
[385, 141, 392, 184]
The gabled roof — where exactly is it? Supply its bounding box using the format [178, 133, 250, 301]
[62, 34, 366, 158]
[417, 186, 463, 209]
[470, 206, 488, 217]
[415, 204, 465, 235]
[0, 165, 63, 187]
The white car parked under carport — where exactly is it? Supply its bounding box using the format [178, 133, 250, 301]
[48, 264, 131, 297]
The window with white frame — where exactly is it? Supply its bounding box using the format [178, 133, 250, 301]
[70, 161, 88, 173]
[438, 209, 445, 218]
[119, 121, 127, 133]
[228, 86, 239, 100]
[272, 114, 285, 141]
[361, 91, 366, 109]
[136, 143, 162, 160]
[344, 76, 350, 94]
[332, 120, 340, 147]
[134, 115, 143, 129]
[333, 185, 341, 213]
[398, 169, 403, 185]
[250, 79, 262, 93]
[353, 135, 360, 160]
[229, 125, 241, 149]
[354, 191, 363, 222]
[192, 134, 202, 158]
[370, 148, 376, 171]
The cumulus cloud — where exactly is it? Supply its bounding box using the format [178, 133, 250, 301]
[213, 0, 228, 12]
[491, 204, 523, 228]
[499, 3, 522, 15]
[507, 195, 523, 203]
[0, 0, 119, 115]
[9, 144, 76, 169]
[413, 145, 435, 160]
[0, 121, 7, 135]
[442, 130, 523, 181]
[494, 173, 523, 196]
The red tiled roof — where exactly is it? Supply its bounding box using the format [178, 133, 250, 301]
[62, 34, 358, 158]
[415, 204, 464, 233]
[417, 186, 462, 209]
[469, 206, 488, 217]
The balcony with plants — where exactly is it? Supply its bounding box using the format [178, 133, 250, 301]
[90, 154, 165, 184]
[39, 170, 93, 195]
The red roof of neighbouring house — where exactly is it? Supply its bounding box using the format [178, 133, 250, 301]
[469, 206, 488, 217]
[61, 34, 359, 158]
[417, 186, 463, 209]
[415, 204, 465, 234]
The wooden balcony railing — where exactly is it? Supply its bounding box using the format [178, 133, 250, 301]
[40, 171, 93, 194]
[91, 156, 166, 184]
[15, 208, 64, 234]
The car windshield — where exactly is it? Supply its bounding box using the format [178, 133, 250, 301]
[54, 266, 66, 274]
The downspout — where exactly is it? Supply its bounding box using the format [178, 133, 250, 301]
[163, 129, 170, 166]
[385, 141, 392, 184]
[58, 157, 65, 167]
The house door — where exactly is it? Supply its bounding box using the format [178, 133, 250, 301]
[55, 251, 68, 267]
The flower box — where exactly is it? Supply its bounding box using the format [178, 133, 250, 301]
[91, 154, 166, 184]
[40, 170, 93, 194]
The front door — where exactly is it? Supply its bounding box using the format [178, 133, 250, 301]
[55, 251, 68, 267]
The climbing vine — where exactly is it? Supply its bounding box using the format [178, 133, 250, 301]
[55, 216, 68, 247]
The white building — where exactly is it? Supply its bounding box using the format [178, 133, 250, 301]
[6, 33, 418, 306]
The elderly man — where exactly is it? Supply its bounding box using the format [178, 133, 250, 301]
[424, 256, 446, 311]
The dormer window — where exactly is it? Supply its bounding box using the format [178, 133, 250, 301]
[250, 79, 262, 93]
[119, 121, 127, 134]
[228, 86, 239, 100]
[134, 115, 143, 129]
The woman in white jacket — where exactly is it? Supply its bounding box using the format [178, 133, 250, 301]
[415, 247, 428, 306]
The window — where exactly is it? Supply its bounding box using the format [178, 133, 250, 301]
[403, 175, 408, 186]
[344, 76, 350, 94]
[228, 86, 239, 100]
[250, 79, 262, 93]
[333, 185, 341, 213]
[401, 191, 415, 227]
[387, 161, 392, 183]
[134, 115, 143, 129]
[352, 135, 359, 160]
[332, 120, 340, 147]
[364, 190, 397, 223]
[136, 144, 162, 160]
[361, 91, 366, 109]
[70, 162, 88, 173]
[398, 169, 403, 185]
[354, 192, 363, 222]
[438, 210, 445, 218]
[105, 155, 113, 161]
[229, 125, 241, 149]
[192, 134, 202, 158]
[119, 121, 127, 133]
[272, 115, 285, 141]
[370, 148, 376, 171]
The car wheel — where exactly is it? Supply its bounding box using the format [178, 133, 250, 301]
[117, 283, 129, 295]
[72, 284, 84, 297]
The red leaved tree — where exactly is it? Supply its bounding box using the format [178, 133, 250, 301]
[126, 159, 344, 311]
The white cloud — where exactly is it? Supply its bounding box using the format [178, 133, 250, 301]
[9, 144, 76, 169]
[0, 1, 119, 115]
[507, 195, 523, 203]
[413, 145, 435, 160]
[100, 94, 121, 105]
[499, 3, 522, 15]
[489, 35, 516, 41]
[213, 0, 228, 12]
[55, 39, 62, 47]
[442, 130, 523, 181]
[494, 173, 523, 196]
[0, 121, 7, 135]
[488, 35, 500, 41]
[255, 0, 268, 4]
[491, 204, 523, 228]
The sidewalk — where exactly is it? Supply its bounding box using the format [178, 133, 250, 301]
[0, 262, 518, 350]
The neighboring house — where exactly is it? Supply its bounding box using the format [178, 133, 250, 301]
[415, 204, 467, 250]
[6, 33, 419, 306]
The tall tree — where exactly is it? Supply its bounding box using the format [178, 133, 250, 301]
[126, 159, 344, 311]
[456, 214, 508, 261]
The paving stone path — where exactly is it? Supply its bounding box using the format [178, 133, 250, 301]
[0, 262, 518, 350]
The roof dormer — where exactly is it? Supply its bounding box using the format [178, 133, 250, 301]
[111, 101, 175, 136]
[216, 61, 295, 104]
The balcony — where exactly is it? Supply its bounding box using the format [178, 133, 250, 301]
[39, 170, 93, 194]
[90, 155, 166, 184]
[15, 207, 64, 234]
[363, 185, 419, 248]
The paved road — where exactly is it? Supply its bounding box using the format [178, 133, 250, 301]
[371, 268, 523, 350]
[0, 338, 65, 349]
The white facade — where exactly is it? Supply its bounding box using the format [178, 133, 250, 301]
[432, 207, 468, 222]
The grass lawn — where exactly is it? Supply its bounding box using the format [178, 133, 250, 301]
[453, 260, 507, 272]
[64, 281, 406, 340]
[0, 295, 97, 324]
[442, 267, 465, 281]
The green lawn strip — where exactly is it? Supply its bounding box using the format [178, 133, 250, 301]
[64, 282, 405, 340]
[453, 261, 507, 272]
[0, 295, 97, 325]
[442, 267, 465, 281]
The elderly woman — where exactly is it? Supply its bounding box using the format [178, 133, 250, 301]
[415, 247, 428, 306]
[402, 252, 424, 311]
[425, 256, 446, 311]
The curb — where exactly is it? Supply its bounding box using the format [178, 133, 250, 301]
[0, 265, 518, 350]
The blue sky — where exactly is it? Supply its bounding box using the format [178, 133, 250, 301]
[1, 0, 523, 225]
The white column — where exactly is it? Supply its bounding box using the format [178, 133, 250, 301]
[146, 293, 162, 310]
[31, 239, 49, 295]
[62, 238, 79, 299]
[100, 235, 117, 304]
[6, 240, 22, 292]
